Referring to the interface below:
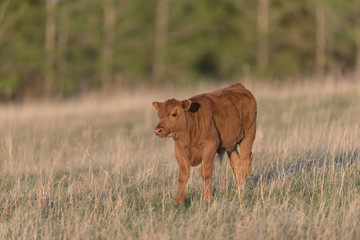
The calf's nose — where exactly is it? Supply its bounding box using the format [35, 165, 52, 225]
[155, 127, 163, 135]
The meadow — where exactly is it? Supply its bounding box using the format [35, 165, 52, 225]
[0, 79, 359, 239]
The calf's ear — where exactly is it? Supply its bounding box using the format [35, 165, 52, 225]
[152, 102, 162, 111]
[181, 99, 192, 111]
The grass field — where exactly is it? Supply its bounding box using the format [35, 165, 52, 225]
[0, 79, 359, 239]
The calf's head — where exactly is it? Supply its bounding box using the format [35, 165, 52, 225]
[152, 98, 191, 138]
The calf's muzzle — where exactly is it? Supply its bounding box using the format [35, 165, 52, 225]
[155, 127, 163, 135]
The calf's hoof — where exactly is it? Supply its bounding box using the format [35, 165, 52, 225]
[203, 193, 213, 203]
[175, 195, 185, 205]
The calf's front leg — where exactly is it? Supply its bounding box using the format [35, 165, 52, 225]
[175, 163, 189, 204]
[174, 145, 190, 204]
[200, 142, 217, 203]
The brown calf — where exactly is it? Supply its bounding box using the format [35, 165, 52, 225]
[152, 83, 257, 204]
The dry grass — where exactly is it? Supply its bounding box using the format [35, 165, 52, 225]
[0, 79, 359, 239]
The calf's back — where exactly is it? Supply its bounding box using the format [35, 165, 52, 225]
[190, 83, 257, 152]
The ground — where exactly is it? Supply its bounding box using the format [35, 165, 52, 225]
[0, 79, 359, 239]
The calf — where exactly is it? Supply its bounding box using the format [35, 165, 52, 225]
[152, 83, 257, 204]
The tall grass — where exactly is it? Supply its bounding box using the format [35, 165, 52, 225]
[0, 79, 359, 239]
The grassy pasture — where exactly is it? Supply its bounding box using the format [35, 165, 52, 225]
[0, 80, 359, 239]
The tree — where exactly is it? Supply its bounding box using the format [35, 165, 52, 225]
[356, 25, 360, 79]
[353, 1, 360, 79]
[101, 0, 116, 91]
[45, 0, 56, 94]
[0, 0, 12, 40]
[153, 0, 169, 82]
[257, 0, 269, 72]
[57, 2, 70, 94]
[315, 0, 326, 79]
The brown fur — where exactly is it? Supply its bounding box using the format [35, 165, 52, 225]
[152, 83, 257, 204]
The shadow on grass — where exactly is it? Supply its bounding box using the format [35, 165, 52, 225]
[183, 198, 192, 209]
[178, 149, 360, 205]
[250, 149, 360, 185]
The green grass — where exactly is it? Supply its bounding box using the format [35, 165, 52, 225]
[0, 80, 359, 239]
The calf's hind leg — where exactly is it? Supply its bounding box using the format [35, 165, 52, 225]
[227, 125, 255, 188]
[227, 150, 247, 188]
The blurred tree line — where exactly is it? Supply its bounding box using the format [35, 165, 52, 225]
[0, 0, 359, 100]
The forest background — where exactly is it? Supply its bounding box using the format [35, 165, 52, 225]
[0, 0, 360, 100]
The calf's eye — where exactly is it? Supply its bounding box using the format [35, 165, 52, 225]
[172, 113, 177, 117]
